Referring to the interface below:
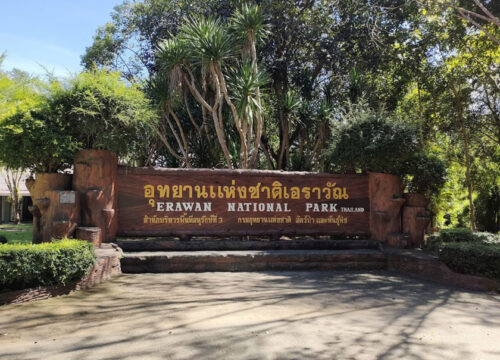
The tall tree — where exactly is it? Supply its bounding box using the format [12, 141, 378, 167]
[83, 0, 419, 170]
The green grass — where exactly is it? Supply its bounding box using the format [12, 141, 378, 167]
[0, 223, 32, 244]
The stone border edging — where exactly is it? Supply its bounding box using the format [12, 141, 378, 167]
[2, 244, 497, 306]
[385, 248, 500, 292]
[0, 245, 122, 306]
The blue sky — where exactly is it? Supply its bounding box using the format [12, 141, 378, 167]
[1, 0, 122, 77]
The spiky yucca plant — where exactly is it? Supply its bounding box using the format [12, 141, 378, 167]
[154, 4, 269, 169]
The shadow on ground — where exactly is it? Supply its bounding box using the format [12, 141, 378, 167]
[1, 270, 499, 360]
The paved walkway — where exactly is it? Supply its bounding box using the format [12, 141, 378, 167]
[1, 271, 499, 360]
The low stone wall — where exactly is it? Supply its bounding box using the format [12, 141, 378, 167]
[386, 248, 500, 292]
[2, 243, 497, 306]
[0, 245, 121, 305]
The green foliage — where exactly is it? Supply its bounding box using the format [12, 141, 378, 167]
[81, 23, 123, 72]
[156, 38, 188, 78]
[37, 0, 500, 234]
[329, 111, 419, 174]
[425, 228, 500, 253]
[0, 239, 96, 290]
[0, 66, 43, 121]
[180, 16, 233, 67]
[230, 3, 268, 44]
[403, 152, 447, 196]
[475, 184, 500, 233]
[0, 105, 78, 173]
[0, 69, 157, 171]
[51, 69, 157, 162]
[229, 61, 268, 117]
[438, 242, 500, 282]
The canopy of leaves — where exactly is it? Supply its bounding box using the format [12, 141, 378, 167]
[0, 104, 78, 173]
[51, 69, 157, 162]
[329, 110, 419, 174]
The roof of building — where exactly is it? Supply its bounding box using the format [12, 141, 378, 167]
[0, 171, 31, 197]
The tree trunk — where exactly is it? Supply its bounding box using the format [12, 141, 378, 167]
[249, 35, 264, 169]
[274, 64, 289, 170]
[417, 81, 425, 148]
[214, 63, 248, 168]
[460, 117, 477, 230]
[2, 168, 23, 224]
[182, 70, 233, 168]
[450, 80, 477, 231]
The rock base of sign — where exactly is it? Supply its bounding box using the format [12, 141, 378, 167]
[73, 149, 118, 243]
[386, 248, 499, 292]
[117, 237, 381, 252]
[0, 245, 122, 306]
[26, 173, 73, 243]
[76, 227, 102, 247]
[117, 239, 499, 292]
[121, 249, 387, 273]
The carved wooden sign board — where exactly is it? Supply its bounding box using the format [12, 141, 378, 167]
[116, 168, 370, 237]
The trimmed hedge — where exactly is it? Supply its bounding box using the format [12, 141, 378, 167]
[0, 239, 95, 290]
[436, 228, 499, 243]
[425, 228, 500, 253]
[439, 242, 500, 282]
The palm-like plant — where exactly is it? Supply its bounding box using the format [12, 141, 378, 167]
[230, 61, 268, 118]
[154, 5, 269, 169]
[230, 3, 268, 57]
[180, 17, 233, 68]
[147, 72, 191, 167]
[230, 4, 268, 167]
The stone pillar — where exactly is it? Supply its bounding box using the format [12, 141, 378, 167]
[402, 194, 430, 248]
[39, 191, 80, 242]
[25, 173, 72, 243]
[76, 227, 102, 247]
[73, 150, 118, 242]
[369, 173, 404, 243]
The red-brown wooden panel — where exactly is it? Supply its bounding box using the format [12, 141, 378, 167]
[116, 168, 370, 237]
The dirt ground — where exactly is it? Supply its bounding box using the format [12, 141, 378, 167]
[1, 271, 499, 360]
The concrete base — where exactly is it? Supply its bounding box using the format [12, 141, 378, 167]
[118, 239, 499, 292]
[386, 248, 500, 292]
[121, 249, 387, 273]
[117, 238, 380, 251]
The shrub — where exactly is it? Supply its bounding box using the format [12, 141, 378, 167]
[329, 112, 419, 174]
[427, 228, 500, 245]
[439, 228, 476, 243]
[474, 184, 500, 233]
[52, 69, 157, 161]
[403, 152, 447, 196]
[0, 106, 78, 173]
[438, 242, 500, 282]
[0, 239, 95, 290]
[0, 70, 158, 172]
[425, 228, 500, 253]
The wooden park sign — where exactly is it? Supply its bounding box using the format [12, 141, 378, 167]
[31, 150, 427, 246]
[116, 168, 371, 237]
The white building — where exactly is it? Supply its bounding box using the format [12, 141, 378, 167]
[0, 173, 32, 223]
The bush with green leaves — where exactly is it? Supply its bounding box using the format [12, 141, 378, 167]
[0, 239, 95, 290]
[475, 184, 500, 233]
[425, 228, 500, 253]
[0, 105, 78, 173]
[403, 152, 447, 196]
[51, 69, 157, 161]
[438, 242, 500, 282]
[0, 69, 157, 172]
[329, 112, 419, 174]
